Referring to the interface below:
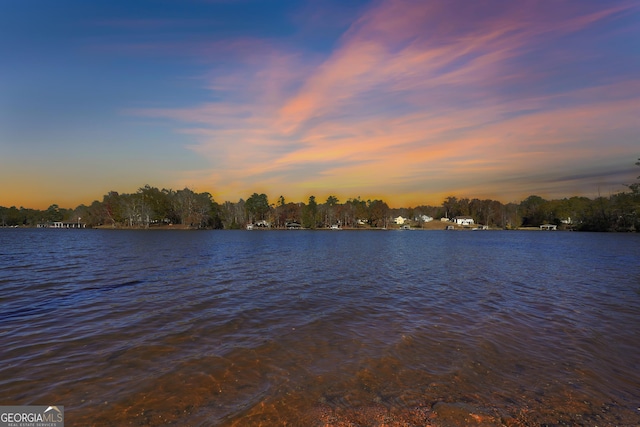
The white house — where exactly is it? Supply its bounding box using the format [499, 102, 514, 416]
[417, 215, 433, 223]
[452, 216, 474, 226]
[394, 216, 407, 225]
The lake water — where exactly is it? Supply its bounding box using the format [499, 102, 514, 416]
[1, 228, 639, 426]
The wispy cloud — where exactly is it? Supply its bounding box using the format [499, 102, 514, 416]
[130, 0, 640, 204]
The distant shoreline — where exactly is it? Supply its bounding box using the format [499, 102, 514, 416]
[3, 224, 571, 231]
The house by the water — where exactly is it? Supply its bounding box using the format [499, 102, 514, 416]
[37, 221, 87, 229]
[452, 216, 475, 226]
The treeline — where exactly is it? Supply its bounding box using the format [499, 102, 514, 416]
[1, 187, 638, 232]
[1, 160, 639, 231]
[0, 186, 223, 229]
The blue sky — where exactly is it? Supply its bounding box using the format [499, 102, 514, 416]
[1, 0, 639, 208]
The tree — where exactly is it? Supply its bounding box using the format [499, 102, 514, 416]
[610, 191, 638, 231]
[220, 199, 246, 229]
[173, 188, 198, 226]
[340, 199, 355, 227]
[193, 192, 220, 228]
[302, 195, 318, 228]
[81, 200, 107, 227]
[0, 206, 22, 226]
[102, 191, 123, 226]
[44, 204, 64, 222]
[245, 193, 270, 224]
[367, 199, 389, 228]
[580, 196, 612, 231]
[350, 197, 368, 227]
[274, 195, 287, 228]
[442, 196, 457, 219]
[120, 192, 150, 228]
[138, 185, 173, 224]
[340, 197, 365, 227]
[324, 195, 340, 226]
[283, 202, 302, 225]
[628, 158, 640, 195]
[519, 195, 548, 226]
[442, 196, 469, 218]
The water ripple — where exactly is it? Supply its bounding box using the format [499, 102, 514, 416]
[1, 229, 639, 425]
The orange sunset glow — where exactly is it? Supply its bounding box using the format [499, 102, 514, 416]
[1, 0, 639, 209]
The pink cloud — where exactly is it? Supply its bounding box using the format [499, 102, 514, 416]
[129, 0, 640, 205]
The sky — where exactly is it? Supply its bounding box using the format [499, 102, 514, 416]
[1, 0, 639, 209]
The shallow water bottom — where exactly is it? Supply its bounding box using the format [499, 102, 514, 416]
[65, 359, 638, 427]
[55, 332, 639, 426]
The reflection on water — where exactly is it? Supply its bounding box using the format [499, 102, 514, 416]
[1, 229, 639, 426]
